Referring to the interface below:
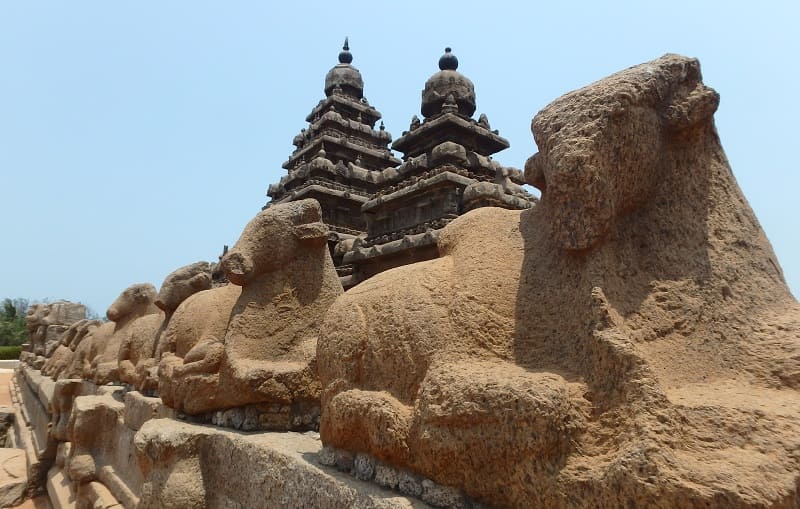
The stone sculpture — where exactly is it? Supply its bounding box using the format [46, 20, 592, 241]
[344, 48, 533, 287]
[267, 39, 400, 291]
[25, 304, 49, 358]
[317, 54, 800, 507]
[157, 283, 240, 411]
[40, 344, 71, 379]
[10, 51, 800, 509]
[65, 321, 113, 381]
[23, 301, 87, 368]
[119, 261, 213, 391]
[159, 199, 343, 430]
[65, 389, 140, 508]
[41, 319, 101, 379]
[265, 45, 534, 290]
[81, 283, 160, 385]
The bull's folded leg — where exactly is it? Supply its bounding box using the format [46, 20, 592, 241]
[405, 359, 587, 493]
[321, 388, 413, 467]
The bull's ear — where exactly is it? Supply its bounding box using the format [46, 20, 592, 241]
[132, 291, 150, 304]
[132, 285, 155, 304]
[664, 85, 719, 131]
[294, 221, 328, 244]
[524, 153, 546, 191]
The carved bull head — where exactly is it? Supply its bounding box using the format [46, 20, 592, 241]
[524, 54, 720, 251]
[221, 199, 328, 286]
[106, 283, 158, 322]
[25, 304, 49, 332]
[154, 261, 212, 312]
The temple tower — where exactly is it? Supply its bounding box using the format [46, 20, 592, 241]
[265, 39, 400, 275]
[342, 48, 534, 287]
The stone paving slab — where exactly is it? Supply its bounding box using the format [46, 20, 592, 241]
[0, 433, 27, 508]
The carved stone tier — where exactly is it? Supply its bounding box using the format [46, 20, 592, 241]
[393, 112, 509, 158]
[285, 97, 397, 172]
[265, 40, 399, 278]
[362, 170, 468, 244]
[305, 94, 383, 132]
[342, 48, 534, 287]
[266, 45, 534, 289]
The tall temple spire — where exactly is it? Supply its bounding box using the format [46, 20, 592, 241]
[264, 38, 399, 280]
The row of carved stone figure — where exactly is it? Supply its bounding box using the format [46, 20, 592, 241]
[26, 54, 800, 508]
[34, 197, 339, 428]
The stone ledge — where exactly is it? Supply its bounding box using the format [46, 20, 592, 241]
[136, 419, 432, 509]
[318, 446, 491, 509]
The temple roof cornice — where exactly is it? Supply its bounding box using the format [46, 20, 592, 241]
[392, 112, 509, 156]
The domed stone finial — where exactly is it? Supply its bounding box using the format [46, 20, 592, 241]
[438, 47, 458, 71]
[338, 37, 353, 64]
[421, 47, 475, 118]
[325, 37, 363, 98]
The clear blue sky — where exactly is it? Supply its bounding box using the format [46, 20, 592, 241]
[1, 1, 797, 314]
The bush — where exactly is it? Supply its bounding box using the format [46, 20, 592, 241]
[0, 298, 28, 346]
[0, 346, 21, 360]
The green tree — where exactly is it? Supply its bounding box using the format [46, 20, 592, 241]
[0, 298, 28, 346]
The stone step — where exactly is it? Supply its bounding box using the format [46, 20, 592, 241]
[0, 448, 28, 508]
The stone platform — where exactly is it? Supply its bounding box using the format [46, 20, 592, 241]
[6, 365, 431, 509]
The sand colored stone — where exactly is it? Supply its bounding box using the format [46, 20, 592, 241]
[41, 319, 102, 381]
[117, 313, 163, 388]
[88, 284, 161, 385]
[24, 302, 86, 363]
[317, 54, 800, 507]
[160, 199, 343, 420]
[0, 448, 28, 508]
[120, 261, 213, 391]
[64, 321, 114, 382]
[10, 52, 800, 509]
[216, 198, 342, 411]
[157, 283, 240, 411]
[153, 262, 213, 316]
[135, 419, 429, 509]
[7, 496, 48, 509]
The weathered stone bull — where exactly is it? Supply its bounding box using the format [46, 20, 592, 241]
[64, 283, 162, 385]
[41, 319, 101, 379]
[118, 261, 212, 391]
[157, 283, 240, 410]
[25, 304, 50, 357]
[317, 54, 800, 508]
[159, 199, 343, 429]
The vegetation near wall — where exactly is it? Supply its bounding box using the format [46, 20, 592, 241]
[0, 345, 21, 359]
[0, 298, 28, 346]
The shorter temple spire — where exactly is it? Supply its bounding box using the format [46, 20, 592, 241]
[438, 47, 458, 71]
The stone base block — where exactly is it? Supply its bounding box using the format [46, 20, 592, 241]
[136, 419, 431, 509]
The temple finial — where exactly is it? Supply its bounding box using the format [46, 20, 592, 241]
[339, 37, 353, 64]
[438, 47, 458, 71]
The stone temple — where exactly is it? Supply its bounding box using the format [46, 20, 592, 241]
[6, 50, 800, 509]
[266, 40, 534, 288]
